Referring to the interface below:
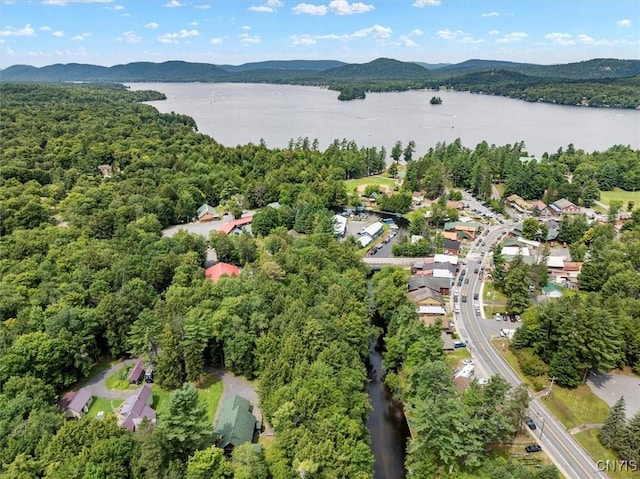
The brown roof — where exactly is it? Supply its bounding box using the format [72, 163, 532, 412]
[67, 388, 92, 412]
[217, 216, 253, 235]
[442, 231, 457, 240]
[407, 287, 444, 305]
[446, 200, 464, 210]
[563, 262, 582, 271]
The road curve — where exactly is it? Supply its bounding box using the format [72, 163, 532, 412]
[454, 223, 608, 479]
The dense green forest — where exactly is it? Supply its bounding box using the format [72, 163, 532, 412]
[2, 57, 639, 107]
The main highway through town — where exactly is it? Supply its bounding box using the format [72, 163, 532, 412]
[454, 219, 608, 479]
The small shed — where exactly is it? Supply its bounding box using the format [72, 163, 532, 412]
[127, 358, 145, 384]
[66, 388, 93, 420]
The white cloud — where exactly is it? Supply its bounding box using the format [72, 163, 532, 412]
[53, 30, 64, 37]
[481, 11, 499, 17]
[39, 26, 52, 31]
[194, 4, 211, 9]
[71, 32, 91, 41]
[210, 37, 222, 44]
[146, 22, 159, 29]
[157, 29, 199, 44]
[316, 24, 392, 41]
[249, 0, 283, 13]
[190, 22, 198, 26]
[106, 4, 124, 10]
[329, 0, 374, 14]
[577, 34, 613, 46]
[0, 24, 36, 37]
[42, 0, 113, 5]
[120, 31, 141, 43]
[399, 35, 418, 47]
[496, 32, 528, 43]
[411, 29, 424, 36]
[291, 34, 317, 45]
[436, 29, 467, 40]
[412, 0, 440, 6]
[545, 32, 575, 46]
[241, 25, 252, 30]
[239, 32, 261, 44]
[292, 3, 327, 15]
[488, 29, 499, 35]
[460, 36, 484, 44]
[165, 0, 183, 7]
[617, 19, 631, 28]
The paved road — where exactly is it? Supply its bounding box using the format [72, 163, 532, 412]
[454, 222, 608, 479]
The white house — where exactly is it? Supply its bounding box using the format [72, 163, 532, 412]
[502, 246, 530, 257]
[434, 253, 459, 265]
[360, 221, 384, 239]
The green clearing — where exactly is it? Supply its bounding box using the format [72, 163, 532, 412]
[86, 397, 123, 419]
[574, 429, 640, 479]
[105, 367, 139, 392]
[445, 347, 472, 369]
[600, 188, 640, 206]
[544, 384, 609, 430]
[483, 282, 508, 303]
[344, 176, 397, 195]
[196, 374, 224, 423]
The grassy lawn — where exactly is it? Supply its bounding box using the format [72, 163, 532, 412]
[195, 374, 224, 423]
[574, 429, 640, 479]
[151, 384, 173, 415]
[445, 347, 472, 369]
[87, 397, 123, 419]
[344, 175, 397, 195]
[544, 384, 609, 430]
[483, 282, 508, 303]
[105, 367, 140, 392]
[600, 188, 640, 206]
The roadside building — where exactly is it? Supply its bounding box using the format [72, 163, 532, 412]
[333, 214, 347, 237]
[196, 204, 220, 222]
[443, 238, 461, 256]
[217, 216, 253, 235]
[549, 198, 580, 216]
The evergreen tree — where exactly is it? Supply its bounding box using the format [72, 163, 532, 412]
[620, 409, 640, 462]
[599, 396, 627, 451]
[160, 384, 212, 461]
[155, 324, 184, 390]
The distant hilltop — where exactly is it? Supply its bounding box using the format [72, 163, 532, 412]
[3, 57, 639, 108]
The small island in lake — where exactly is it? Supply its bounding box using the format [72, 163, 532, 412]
[430, 96, 443, 105]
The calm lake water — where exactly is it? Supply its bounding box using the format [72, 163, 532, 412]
[129, 82, 640, 157]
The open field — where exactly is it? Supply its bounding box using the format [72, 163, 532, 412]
[544, 384, 609, 430]
[600, 188, 640, 206]
[344, 175, 397, 194]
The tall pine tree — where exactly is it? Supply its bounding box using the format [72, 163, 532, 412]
[155, 323, 184, 390]
[620, 409, 640, 462]
[599, 396, 626, 451]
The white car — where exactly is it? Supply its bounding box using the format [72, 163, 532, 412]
[463, 359, 474, 366]
[477, 378, 489, 385]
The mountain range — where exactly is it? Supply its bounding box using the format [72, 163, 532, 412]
[2, 57, 639, 83]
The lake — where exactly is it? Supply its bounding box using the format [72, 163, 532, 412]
[128, 82, 640, 158]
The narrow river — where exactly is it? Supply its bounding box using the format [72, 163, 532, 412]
[366, 312, 410, 479]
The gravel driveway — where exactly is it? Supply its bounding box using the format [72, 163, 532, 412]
[83, 359, 138, 400]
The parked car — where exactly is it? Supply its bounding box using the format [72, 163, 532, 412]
[463, 359, 474, 366]
[477, 378, 489, 385]
[473, 292, 479, 300]
[525, 444, 542, 453]
[525, 417, 537, 430]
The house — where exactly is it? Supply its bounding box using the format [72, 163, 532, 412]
[196, 204, 220, 222]
[442, 230, 458, 241]
[443, 239, 461, 255]
[434, 253, 459, 266]
[532, 200, 549, 216]
[412, 191, 424, 205]
[501, 246, 530, 257]
[407, 275, 452, 295]
[549, 198, 580, 216]
[214, 395, 259, 455]
[443, 221, 481, 240]
[65, 388, 93, 420]
[446, 200, 464, 210]
[117, 384, 156, 432]
[360, 221, 384, 239]
[205, 262, 240, 283]
[407, 287, 445, 307]
[358, 235, 373, 248]
[127, 358, 145, 384]
[217, 216, 253, 235]
[417, 305, 447, 316]
[505, 194, 530, 213]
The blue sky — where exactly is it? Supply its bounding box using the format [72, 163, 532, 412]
[1, 0, 638, 68]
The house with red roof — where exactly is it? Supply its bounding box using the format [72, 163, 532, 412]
[64, 387, 93, 420]
[205, 262, 241, 283]
[216, 216, 253, 235]
[127, 358, 145, 384]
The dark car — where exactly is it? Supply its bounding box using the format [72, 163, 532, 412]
[525, 444, 542, 453]
[474, 268, 479, 273]
[525, 417, 537, 430]
[473, 292, 479, 300]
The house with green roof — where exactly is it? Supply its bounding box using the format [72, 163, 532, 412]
[214, 395, 259, 455]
